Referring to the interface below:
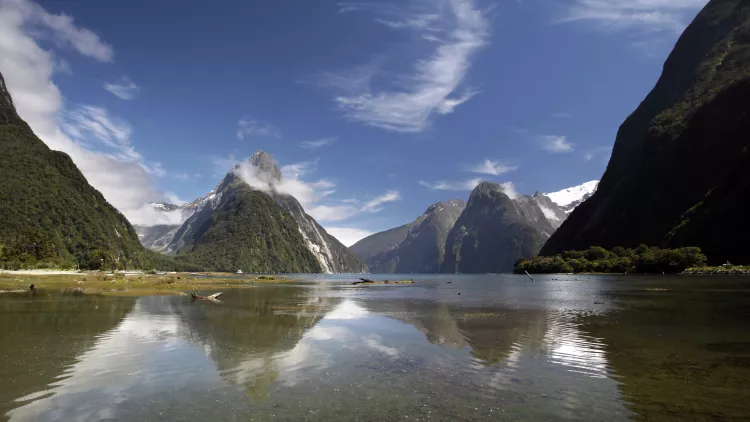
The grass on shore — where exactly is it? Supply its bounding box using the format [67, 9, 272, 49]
[682, 265, 750, 275]
[0, 272, 296, 297]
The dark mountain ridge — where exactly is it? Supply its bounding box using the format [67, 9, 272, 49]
[541, 0, 750, 264]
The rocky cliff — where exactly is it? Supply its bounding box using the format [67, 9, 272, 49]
[541, 0, 750, 265]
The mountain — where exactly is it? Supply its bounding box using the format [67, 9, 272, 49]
[157, 151, 365, 273]
[0, 71, 149, 270]
[149, 202, 180, 212]
[248, 151, 366, 273]
[530, 194, 569, 229]
[541, 0, 750, 264]
[541, 181, 599, 214]
[441, 182, 563, 274]
[350, 200, 465, 273]
[134, 224, 181, 253]
[170, 171, 322, 273]
[348, 225, 410, 265]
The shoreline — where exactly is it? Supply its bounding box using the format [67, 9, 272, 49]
[0, 272, 298, 297]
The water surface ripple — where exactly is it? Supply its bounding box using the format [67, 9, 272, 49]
[1, 274, 749, 421]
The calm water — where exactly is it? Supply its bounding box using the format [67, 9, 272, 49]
[1, 274, 749, 421]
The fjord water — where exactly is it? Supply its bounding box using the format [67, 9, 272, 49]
[1, 276, 749, 421]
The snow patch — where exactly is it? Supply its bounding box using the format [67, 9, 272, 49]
[544, 180, 599, 209]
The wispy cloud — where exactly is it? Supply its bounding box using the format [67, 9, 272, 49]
[236, 117, 281, 140]
[0, 0, 183, 226]
[299, 137, 337, 149]
[225, 153, 399, 223]
[583, 145, 613, 161]
[468, 159, 518, 176]
[6, 0, 114, 62]
[281, 160, 318, 178]
[539, 135, 575, 153]
[361, 191, 401, 213]
[326, 0, 489, 132]
[173, 172, 201, 181]
[418, 178, 483, 191]
[559, 0, 707, 35]
[307, 205, 360, 222]
[499, 181, 519, 199]
[104, 77, 139, 100]
[552, 112, 572, 118]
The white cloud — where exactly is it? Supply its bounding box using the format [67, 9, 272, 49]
[306, 189, 399, 222]
[236, 117, 281, 140]
[499, 181, 519, 200]
[299, 137, 336, 149]
[104, 77, 139, 100]
[281, 160, 318, 178]
[418, 178, 482, 191]
[0, 0, 172, 226]
[583, 145, 613, 162]
[559, 0, 707, 34]
[361, 191, 400, 213]
[323, 227, 374, 246]
[307, 205, 360, 222]
[468, 159, 518, 176]
[164, 193, 187, 206]
[62, 106, 133, 157]
[230, 155, 399, 223]
[539, 135, 575, 153]
[538, 204, 560, 221]
[328, 0, 489, 132]
[3, 0, 114, 62]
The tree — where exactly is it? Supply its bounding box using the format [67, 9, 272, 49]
[585, 246, 609, 261]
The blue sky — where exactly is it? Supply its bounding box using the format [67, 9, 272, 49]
[0, 0, 707, 245]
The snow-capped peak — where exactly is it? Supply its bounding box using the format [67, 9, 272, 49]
[149, 202, 177, 211]
[544, 180, 599, 213]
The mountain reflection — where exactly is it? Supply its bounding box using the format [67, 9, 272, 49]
[2, 281, 626, 421]
[362, 299, 609, 378]
[0, 295, 135, 420]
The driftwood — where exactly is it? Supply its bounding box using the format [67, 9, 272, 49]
[191, 292, 223, 302]
[351, 278, 414, 285]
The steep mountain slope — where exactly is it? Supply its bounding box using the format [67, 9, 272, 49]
[165, 151, 365, 273]
[349, 225, 410, 266]
[274, 193, 366, 273]
[542, 0, 750, 264]
[352, 200, 465, 273]
[441, 183, 559, 274]
[248, 151, 366, 273]
[173, 173, 322, 273]
[530, 194, 568, 230]
[0, 71, 148, 269]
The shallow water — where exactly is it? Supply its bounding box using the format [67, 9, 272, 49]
[1, 274, 749, 421]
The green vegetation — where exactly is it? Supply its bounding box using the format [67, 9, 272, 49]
[682, 265, 750, 275]
[175, 182, 322, 273]
[0, 73, 141, 270]
[514, 245, 707, 274]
